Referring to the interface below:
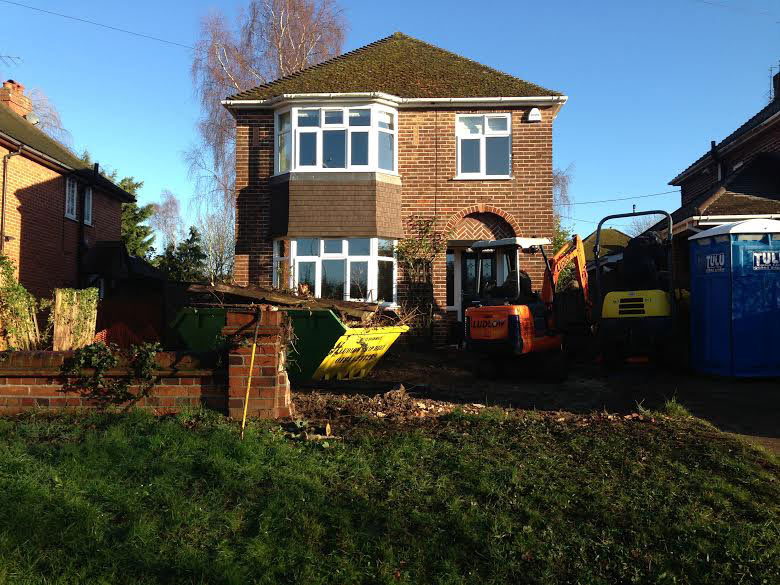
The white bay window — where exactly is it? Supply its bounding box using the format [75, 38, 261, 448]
[274, 104, 398, 174]
[273, 237, 397, 304]
[456, 114, 512, 179]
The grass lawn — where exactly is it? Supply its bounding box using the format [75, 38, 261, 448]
[0, 406, 778, 584]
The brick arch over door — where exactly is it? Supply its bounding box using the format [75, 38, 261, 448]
[444, 205, 521, 241]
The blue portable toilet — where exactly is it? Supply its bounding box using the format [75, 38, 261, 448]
[689, 219, 780, 377]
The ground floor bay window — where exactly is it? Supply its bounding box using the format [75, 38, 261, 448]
[273, 237, 397, 304]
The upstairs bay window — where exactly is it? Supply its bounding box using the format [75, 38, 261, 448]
[456, 114, 512, 179]
[272, 237, 397, 304]
[274, 105, 397, 174]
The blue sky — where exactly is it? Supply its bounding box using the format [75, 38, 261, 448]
[0, 0, 777, 235]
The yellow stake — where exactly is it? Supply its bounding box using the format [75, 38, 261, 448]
[240, 309, 261, 440]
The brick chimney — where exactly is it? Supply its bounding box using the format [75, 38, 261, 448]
[774, 72, 780, 102]
[0, 79, 32, 117]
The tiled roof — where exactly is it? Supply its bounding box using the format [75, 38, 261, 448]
[670, 98, 780, 185]
[228, 32, 561, 101]
[583, 228, 631, 262]
[0, 104, 133, 202]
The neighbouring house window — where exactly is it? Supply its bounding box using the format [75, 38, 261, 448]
[83, 187, 93, 225]
[65, 177, 77, 219]
[275, 237, 397, 303]
[274, 105, 397, 174]
[455, 114, 511, 178]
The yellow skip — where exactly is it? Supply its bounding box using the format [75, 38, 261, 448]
[312, 326, 409, 380]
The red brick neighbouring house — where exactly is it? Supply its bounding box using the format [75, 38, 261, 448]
[0, 79, 133, 299]
[223, 33, 566, 342]
[661, 71, 780, 288]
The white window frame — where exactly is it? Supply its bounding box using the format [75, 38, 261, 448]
[83, 187, 93, 226]
[275, 237, 397, 305]
[273, 103, 398, 175]
[455, 113, 512, 180]
[65, 177, 77, 220]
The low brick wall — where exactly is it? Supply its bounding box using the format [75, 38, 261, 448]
[0, 307, 293, 419]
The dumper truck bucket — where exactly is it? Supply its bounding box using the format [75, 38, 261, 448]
[285, 309, 408, 382]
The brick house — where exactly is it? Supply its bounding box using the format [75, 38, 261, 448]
[0, 79, 133, 299]
[662, 71, 780, 287]
[223, 33, 566, 341]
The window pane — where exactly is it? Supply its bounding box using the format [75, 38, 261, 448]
[349, 261, 369, 299]
[296, 238, 319, 256]
[458, 116, 483, 135]
[323, 130, 346, 168]
[460, 138, 480, 173]
[349, 108, 370, 126]
[324, 239, 343, 254]
[377, 111, 394, 130]
[377, 260, 394, 302]
[298, 261, 316, 291]
[276, 240, 286, 257]
[378, 131, 394, 171]
[278, 131, 291, 173]
[278, 111, 291, 133]
[446, 250, 454, 307]
[378, 238, 394, 257]
[321, 259, 345, 299]
[350, 131, 369, 165]
[297, 109, 320, 127]
[486, 116, 508, 132]
[348, 238, 370, 256]
[486, 136, 510, 176]
[299, 133, 317, 166]
[324, 110, 343, 125]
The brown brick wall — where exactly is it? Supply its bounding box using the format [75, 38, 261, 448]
[0, 143, 122, 299]
[0, 308, 293, 419]
[398, 106, 558, 340]
[233, 104, 560, 342]
[234, 111, 275, 287]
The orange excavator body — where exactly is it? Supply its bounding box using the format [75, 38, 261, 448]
[465, 235, 591, 357]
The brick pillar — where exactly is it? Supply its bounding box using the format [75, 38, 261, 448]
[222, 307, 293, 420]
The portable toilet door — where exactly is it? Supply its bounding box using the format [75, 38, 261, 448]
[689, 232, 732, 375]
[730, 229, 780, 376]
[689, 219, 780, 377]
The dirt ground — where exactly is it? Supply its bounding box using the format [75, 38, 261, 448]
[294, 347, 780, 454]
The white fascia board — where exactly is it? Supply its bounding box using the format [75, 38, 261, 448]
[669, 214, 780, 236]
[222, 92, 568, 110]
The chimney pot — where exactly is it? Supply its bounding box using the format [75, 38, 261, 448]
[0, 78, 33, 118]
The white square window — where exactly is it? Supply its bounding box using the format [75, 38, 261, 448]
[65, 178, 77, 220]
[456, 114, 511, 179]
[84, 187, 93, 225]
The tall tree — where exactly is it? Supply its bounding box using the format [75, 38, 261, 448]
[29, 87, 73, 148]
[188, 0, 346, 208]
[198, 198, 235, 284]
[150, 190, 184, 248]
[156, 227, 207, 283]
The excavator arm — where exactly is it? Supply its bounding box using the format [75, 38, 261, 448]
[541, 235, 592, 321]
